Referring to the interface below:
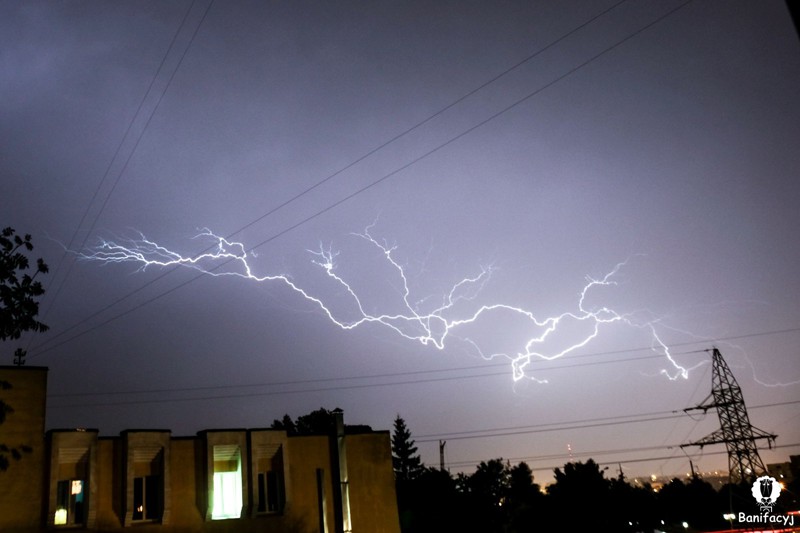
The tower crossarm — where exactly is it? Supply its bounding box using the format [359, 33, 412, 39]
[681, 428, 777, 450]
[680, 428, 727, 449]
[683, 392, 715, 414]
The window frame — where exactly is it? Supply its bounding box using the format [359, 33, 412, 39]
[210, 443, 244, 520]
[54, 478, 86, 526]
[132, 474, 163, 522]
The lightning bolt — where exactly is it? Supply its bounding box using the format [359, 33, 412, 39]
[79, 227, 691, 382]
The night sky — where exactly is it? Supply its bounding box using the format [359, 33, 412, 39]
[2, 0, 799, 483]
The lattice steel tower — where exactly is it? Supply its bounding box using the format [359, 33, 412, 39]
[681, 348, 777, 484]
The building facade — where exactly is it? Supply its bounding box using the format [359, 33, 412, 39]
[0, 366, 400, 533]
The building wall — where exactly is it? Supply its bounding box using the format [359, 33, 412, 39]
[347, 433, 401, 533]
[167, 437, 204, 530]
[0, 367, 400, 533]
[284, 435, 337, 533]
[768, 461, 795, 484]
[95, 438, 123, 530]
[0, 366, 48, 532]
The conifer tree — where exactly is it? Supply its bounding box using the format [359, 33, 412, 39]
[392, 415, 422, 482]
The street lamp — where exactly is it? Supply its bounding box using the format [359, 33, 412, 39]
[723, 512, 735, 528]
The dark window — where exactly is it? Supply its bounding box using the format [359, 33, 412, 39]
[267, 471, 281, 512]
[257, 473, 266, 513]
[145, 475, 162, 519]
[133, 477, 143, 520]
[256, 471, 283, 513]
[133, 475, 162, 521]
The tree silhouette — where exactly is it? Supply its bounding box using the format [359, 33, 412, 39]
[659, 477, 726, 531]
[271, 413, 298, 435]
[400, 467, 470, 533]
[1, 227, 49, 351]
[458, 459, 510, 532]
[295, 408, 336, 435]
[507, 461, 538, 505]
[548, 460, 611, 529]
[469, 459, 510, 508]
[505, 461, 544, 532]
[389, 442, 746, 533]
[608, 472, 658, 531]
[392, 415, 425, 532]
[392, 415, 423, 483]
[0, 228, 48, 470]
[270, 407, 372, 435]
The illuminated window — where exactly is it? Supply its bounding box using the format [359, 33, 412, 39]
[48, 431, 99, 529]
[55, 479, 84, 526]
[212, 445, 242, 520]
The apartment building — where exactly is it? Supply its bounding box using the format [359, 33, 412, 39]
[0, 366, 400, 532]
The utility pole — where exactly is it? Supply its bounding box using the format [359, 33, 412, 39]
[681, 348, 777, 484]
[439, 440, 447, 471]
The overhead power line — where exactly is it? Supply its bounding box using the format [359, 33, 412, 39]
[28, 1, 629, 357]
[32, 0, 214, 338]
[445, 442, 707, 470]
[30, 0, 690, 359]
[49, 356, 800, 435]
[416, 400, 798, 443]
[47, 351, 669, 398]
[44, 326, 800, 399]
[29, 0, 630, 356]
[416, 410, 680, 441]
[445, 442, 800, 472]
[417, 414, 687, 443]
[222, 0, 632, 243]
[237, 1, 696, 255]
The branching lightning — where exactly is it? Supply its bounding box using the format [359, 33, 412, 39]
[80, 227, 693, 382]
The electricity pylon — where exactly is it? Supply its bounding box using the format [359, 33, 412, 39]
[681, 348, 777, 484]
